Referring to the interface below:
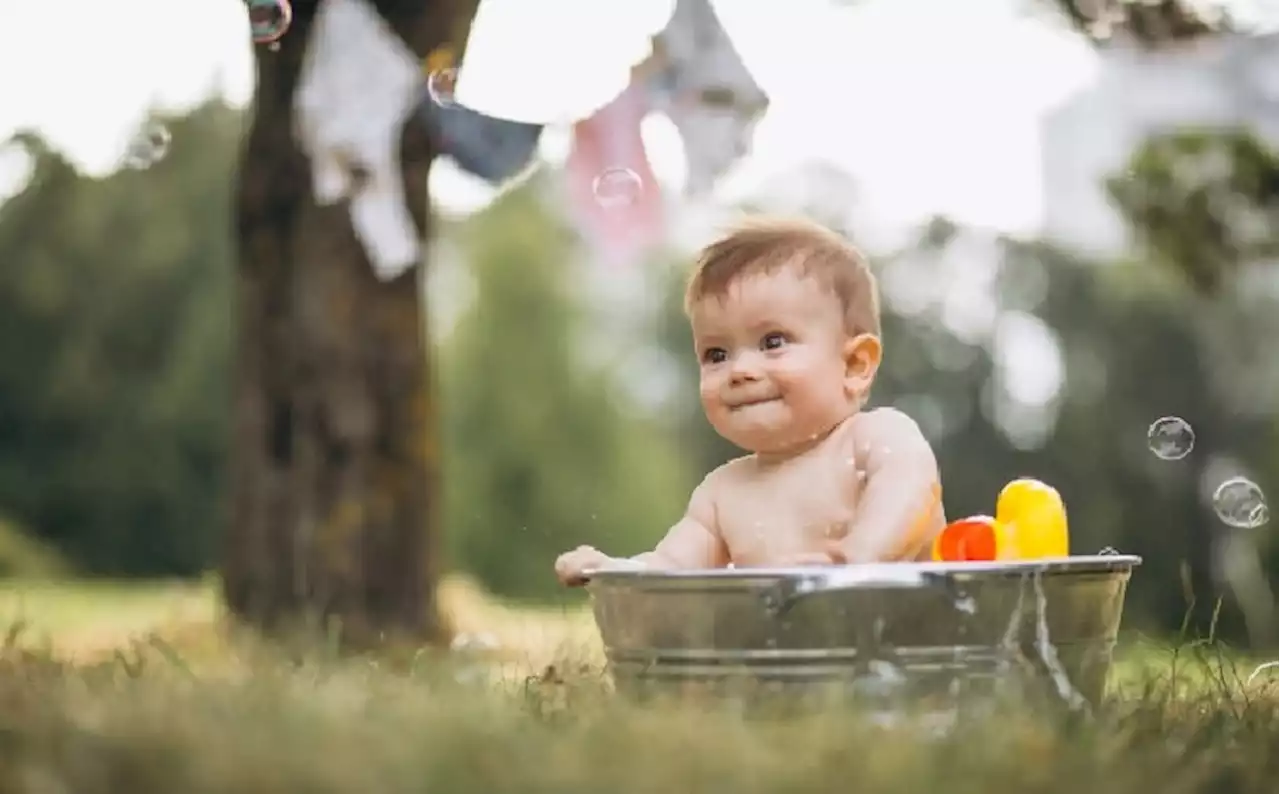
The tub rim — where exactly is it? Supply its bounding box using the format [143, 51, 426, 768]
[586, 554, 1142, 589]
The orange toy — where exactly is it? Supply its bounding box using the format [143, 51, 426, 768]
[932, 478, 1069, 562]
[932, 515, 1005, 562]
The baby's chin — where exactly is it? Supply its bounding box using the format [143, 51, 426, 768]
[715, 409, 851, 455]
[716, 421, 819, 456]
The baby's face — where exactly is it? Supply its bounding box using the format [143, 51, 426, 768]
[691, 268, 871, 454]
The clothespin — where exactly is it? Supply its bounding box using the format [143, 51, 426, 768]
[424, 45, 455, 77]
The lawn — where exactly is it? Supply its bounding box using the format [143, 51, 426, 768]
[0, 575, 603, 672]
[0, 576, 1273, 794]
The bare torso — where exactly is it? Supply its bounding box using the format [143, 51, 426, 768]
[554, 409, 945, 587]
[708, 410, 942, 566]
[711, 415, 864, 566]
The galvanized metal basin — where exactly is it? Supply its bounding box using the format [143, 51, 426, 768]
[587, 555, 1141, 710]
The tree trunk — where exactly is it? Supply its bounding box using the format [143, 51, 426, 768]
[224, 0, 458, 647]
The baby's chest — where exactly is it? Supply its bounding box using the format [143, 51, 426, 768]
[717, 458, 864, 552]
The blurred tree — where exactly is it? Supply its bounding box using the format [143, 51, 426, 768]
[440, 180, 692, 600]
[0, 515, 68, 579]
[1104, 129, 1278, 645]
[0, 105, 239, 577]
[224, 0, 478, 647]
[1107, 129, 1278, 296]
[1026, 0, 1279, 644]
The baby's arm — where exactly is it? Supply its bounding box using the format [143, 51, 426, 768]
[835, 408, 945, 563]
[632, 477, 729, 570]
[554, 477, 728, 586]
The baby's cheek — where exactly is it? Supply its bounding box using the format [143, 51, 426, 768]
[771, 350, 816, 377]
[697, 380, 719, 408]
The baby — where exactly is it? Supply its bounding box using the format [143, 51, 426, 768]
[555, 216, 945, 586]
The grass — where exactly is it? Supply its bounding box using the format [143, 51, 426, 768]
[0, 575, 603, 672]
[0, 577, 1274, 794]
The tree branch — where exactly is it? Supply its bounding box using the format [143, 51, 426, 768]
[1039, 0, 1235, 46]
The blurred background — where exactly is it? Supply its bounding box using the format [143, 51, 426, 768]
[0, 0, 1275, 650]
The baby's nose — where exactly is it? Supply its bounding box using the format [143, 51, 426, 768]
[729, 352, 764, 382]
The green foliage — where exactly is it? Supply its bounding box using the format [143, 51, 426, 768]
[1095, 129, 1280, 637]
[1107, 129, 1278, 295]
[0, 104, 240, 576]
[0, 106, 694, 597]
[0, 515, 69, 578]
[439, 181, 692, 600]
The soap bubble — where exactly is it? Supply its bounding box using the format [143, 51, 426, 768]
[426, 68, 458, 107]
[1212, 477, 1269, 529]
[592, 167, 643, 209]
[248, 0, 292, 45]
[123, 123, 171, 170]
[1147, 416, 1194, 460]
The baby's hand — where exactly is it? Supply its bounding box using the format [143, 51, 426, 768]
[554, 545, 616, 587]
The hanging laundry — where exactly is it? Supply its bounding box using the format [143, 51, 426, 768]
[412, 90, 544, 186]
[563, 79, 666, 267]
[646, 0, 770, 196]
[293, 0, 423, 281]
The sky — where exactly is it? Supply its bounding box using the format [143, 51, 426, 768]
[0, 0, 1112, 236]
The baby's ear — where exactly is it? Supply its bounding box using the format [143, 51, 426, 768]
[843, 334, 882, 398]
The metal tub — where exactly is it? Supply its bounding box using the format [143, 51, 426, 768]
[587, 555, 1141, 710]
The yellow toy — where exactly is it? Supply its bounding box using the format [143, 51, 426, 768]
[932, 478, 1069, 562]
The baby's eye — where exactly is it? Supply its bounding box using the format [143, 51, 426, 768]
[702, 347, 728, 364]
[761, 332, 787, 351]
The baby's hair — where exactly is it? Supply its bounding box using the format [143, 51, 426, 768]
[683, 215, 881, 337]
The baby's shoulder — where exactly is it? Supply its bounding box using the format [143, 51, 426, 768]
[699, 455, 758, 494]
[849, 407, 932, 456]
[706, 455, 756, 482]
[850, 407, 937, 467]
[852, 406, 928, 440]
[686, 457, 755, 523]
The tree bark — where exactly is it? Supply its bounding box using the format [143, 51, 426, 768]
[224, 0, 461, 647]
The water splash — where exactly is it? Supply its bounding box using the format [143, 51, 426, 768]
[996, 577, 1026, 677]
[990, 574, 1043, 706]
[1032, 573, 1090, 714]
[794, 564, 929, 594]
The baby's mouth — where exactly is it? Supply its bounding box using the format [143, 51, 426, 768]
[727, 396, 780, 411]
